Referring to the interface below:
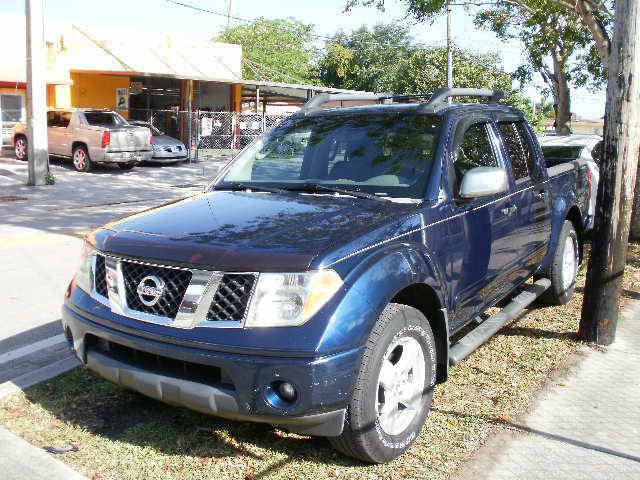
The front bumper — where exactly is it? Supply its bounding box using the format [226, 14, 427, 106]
[102, 150, 153, 164]
[62, 301, 360, 436]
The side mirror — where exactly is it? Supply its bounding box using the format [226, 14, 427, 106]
[459, 166, 508, 199]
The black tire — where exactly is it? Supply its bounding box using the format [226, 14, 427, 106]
[329, 303, 437, 464]
[118, 162, 135, 170]
[14, 135, 27, 161]
[72, 145, 92, 172]
[538, 220, 579, 305]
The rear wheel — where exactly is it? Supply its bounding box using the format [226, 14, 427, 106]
[72, 145, 92, 172]
[329, 303, 436, 463]
[14, 136, 27, 161]
[539, 220, 579, 305]
[118, 162, 135, 170]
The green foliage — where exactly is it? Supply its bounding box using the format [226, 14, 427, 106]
[474, 1, 606, 91]
[44, 171, 55, 185]
[319, 24, 415, 92]
[348, 0, 608, 91]
[215, 18, 319, 84]
[319, 24, 540, 126]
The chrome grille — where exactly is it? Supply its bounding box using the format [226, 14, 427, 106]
[121, 261, 192, 319]
[94, 255, 108, 297]
[207, 274, 256, 322]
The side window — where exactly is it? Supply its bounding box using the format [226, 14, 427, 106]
[497, 122, 529, 181]
[58, 112, 71, 128]
[46, 111, 56, 127]
[515, 121, 539, 180]
[452, 121, 498, 196]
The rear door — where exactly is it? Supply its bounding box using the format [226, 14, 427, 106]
[496, 118, 551, 275]
[445, 116, 521, 329]
[47, 111, 68, 156]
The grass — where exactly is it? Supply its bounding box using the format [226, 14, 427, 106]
[2, 244, 639, 480]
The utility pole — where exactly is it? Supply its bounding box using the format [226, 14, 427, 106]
[579, 0, 640, 345]
[226, 0, 232, 30]
[446, 0, 453, 96]
[25, 0, 49, 186]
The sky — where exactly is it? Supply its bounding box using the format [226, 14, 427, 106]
[2, 0, 606, 119]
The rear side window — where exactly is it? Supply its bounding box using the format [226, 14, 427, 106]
[498, 121, 538, 182]
[84, 112, 126, 126]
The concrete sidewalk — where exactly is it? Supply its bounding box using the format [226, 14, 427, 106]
[0, 427, 87, 480]
[455, 301, 640, 480]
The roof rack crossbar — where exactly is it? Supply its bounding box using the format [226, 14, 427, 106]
[421, 88, 506, 108]
[302, 88, 506, 112]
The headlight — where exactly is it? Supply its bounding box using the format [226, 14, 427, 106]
[75, 242, 95, 293]
[244, 270, 343, 327]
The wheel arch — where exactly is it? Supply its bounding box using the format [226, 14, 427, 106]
[391, 283, 449, 384]
[72, 141, 88, 154]
[328, 244, 450, 384]
[565, 205, 584, 263]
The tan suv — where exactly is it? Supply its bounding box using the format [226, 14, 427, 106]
[13, 108, 153, 172]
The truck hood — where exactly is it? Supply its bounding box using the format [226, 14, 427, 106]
[97, 191, 417, 271]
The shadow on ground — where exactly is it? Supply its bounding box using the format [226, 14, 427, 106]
[23, 368, 360, 477]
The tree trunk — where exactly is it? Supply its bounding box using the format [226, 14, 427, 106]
[631, 171, 640, 240]
[579, 0, 640, 345]
[551, 53, 572, 135]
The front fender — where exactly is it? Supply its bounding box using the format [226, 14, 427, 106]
[316, 243, 446, 354]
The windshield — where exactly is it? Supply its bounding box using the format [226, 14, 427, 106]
[217, 112, 442, 199]
[84, 112, 128, 127]
[542, 145, 584, 165]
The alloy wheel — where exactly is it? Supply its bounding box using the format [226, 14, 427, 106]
[376, 335, 426, 436]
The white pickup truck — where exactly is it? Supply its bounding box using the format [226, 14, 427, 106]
[13, 108, 153, 172]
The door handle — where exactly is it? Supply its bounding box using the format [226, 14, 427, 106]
[537, 190, 546, 199]
[501, 205, 518, 216]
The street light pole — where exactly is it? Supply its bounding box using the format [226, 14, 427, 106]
[25, 0, 49, 186]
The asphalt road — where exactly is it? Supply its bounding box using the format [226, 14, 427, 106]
[0, 153, 229, 396]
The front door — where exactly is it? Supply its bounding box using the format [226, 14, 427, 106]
[444, 117, 519, 330]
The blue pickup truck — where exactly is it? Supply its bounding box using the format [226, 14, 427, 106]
[62, 89, 591, 464]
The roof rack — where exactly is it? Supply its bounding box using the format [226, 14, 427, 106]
[302, 88, 506, 112]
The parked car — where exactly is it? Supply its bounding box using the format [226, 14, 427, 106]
[128, 120, 188, 163]
[13, 109, 153, 172]
[539, 134, 602, 230]
[62, 89, 591, 464]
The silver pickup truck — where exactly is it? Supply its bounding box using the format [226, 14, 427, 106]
[13, 108, 153, 172]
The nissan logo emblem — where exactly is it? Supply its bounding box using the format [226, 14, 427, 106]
[136, 275, 165, 307]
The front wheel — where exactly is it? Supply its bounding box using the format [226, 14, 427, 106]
[329, 304, 436, 463]
[14, 136, 27, 161]
[539, 220, 579, 305]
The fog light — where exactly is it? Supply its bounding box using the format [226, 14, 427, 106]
[278, 382, 297, 402]
[267, 380, 298, 407]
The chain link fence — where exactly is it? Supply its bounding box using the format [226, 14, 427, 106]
[197, 111, 289, 152]
[127, 109, 289, 159]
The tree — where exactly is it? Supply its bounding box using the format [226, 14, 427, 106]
[476, 1, 605, 134]
[347, 1, 613, 71]
[215, 18, 319, 84]
[320, 24, 542, 128]
[319, 24, 415, 92]
[348, 0, 607, 135]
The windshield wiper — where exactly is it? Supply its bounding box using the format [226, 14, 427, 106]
[214, 182, 285, 194]
[285, 183, 389, 202]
